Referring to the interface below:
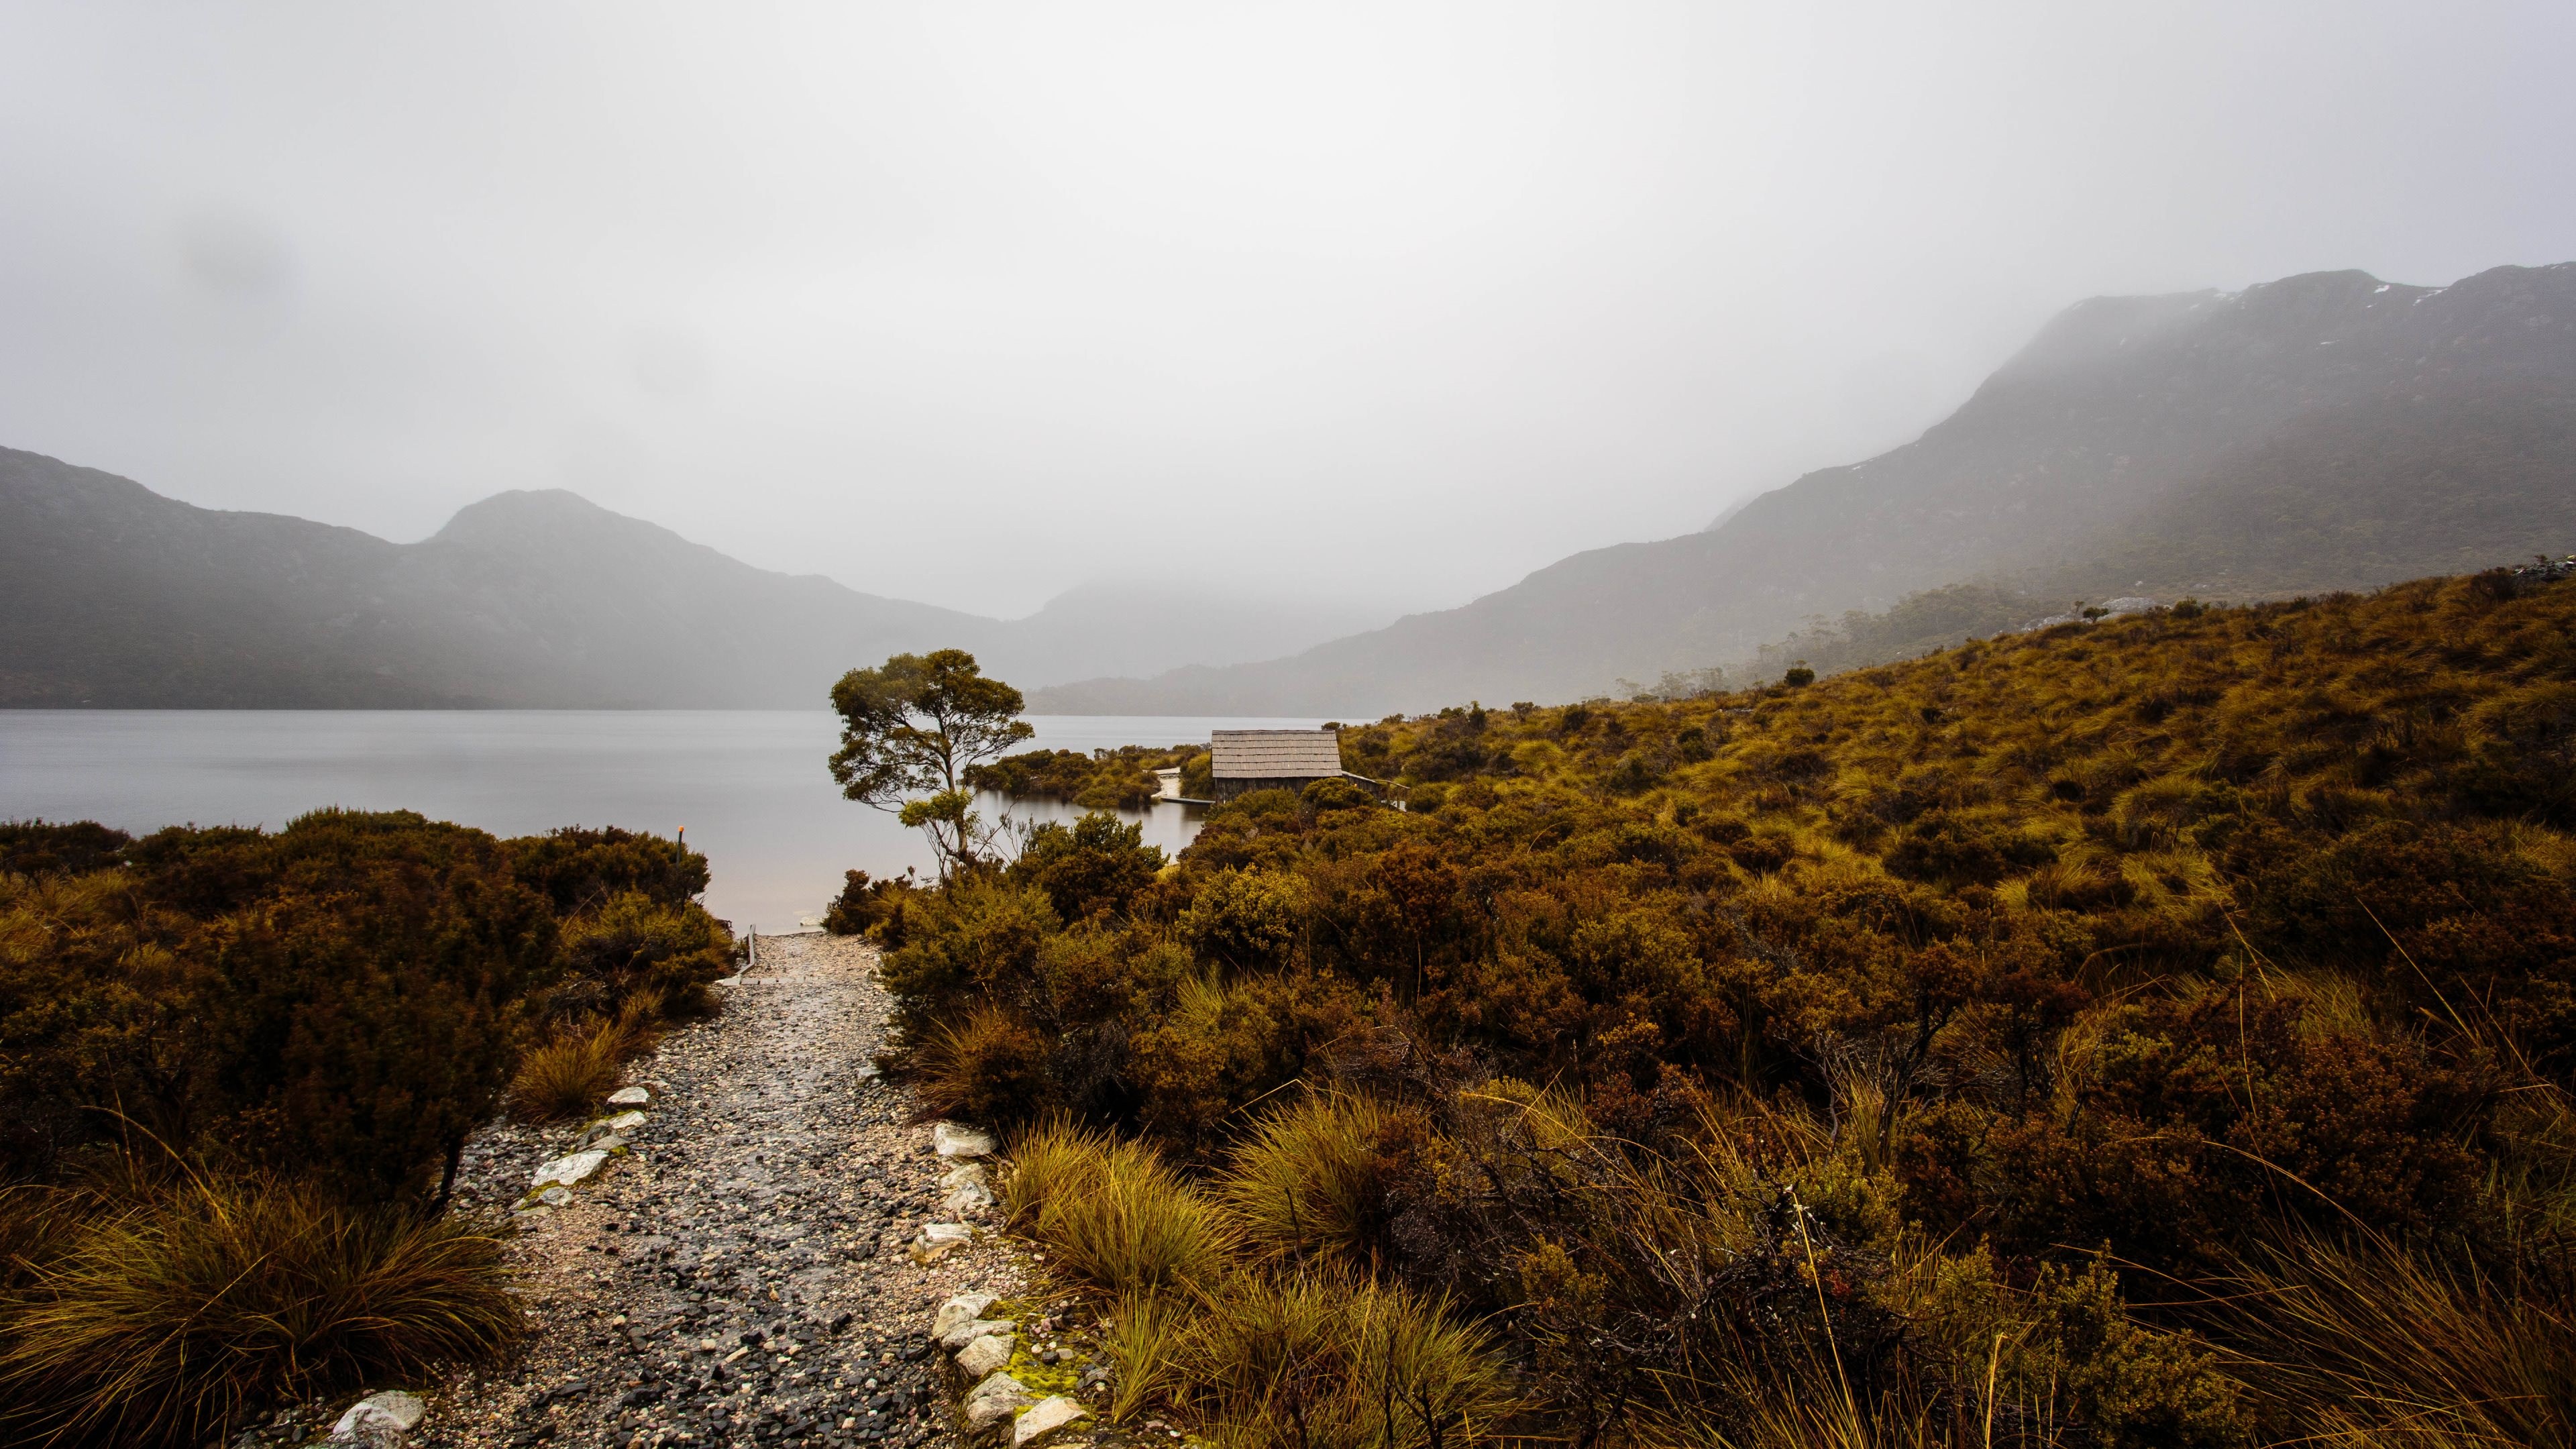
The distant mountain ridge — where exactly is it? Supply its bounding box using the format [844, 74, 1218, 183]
[0, 455, 1383, 707]
[1031, 262, 2576, 714]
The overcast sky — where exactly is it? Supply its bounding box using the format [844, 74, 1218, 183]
[3, 3, 2571, 619]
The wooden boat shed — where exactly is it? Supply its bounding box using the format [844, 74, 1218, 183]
[1208, 727, 1375, 803]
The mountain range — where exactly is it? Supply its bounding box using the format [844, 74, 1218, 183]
[1031, 262, 2576, 713]
[0, 455, 1383, 707]
[8, 260, 2573, 712]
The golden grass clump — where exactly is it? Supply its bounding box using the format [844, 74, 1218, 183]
[1010, 1123, 1521, 1448]
[0, 1173, 520, 1448]
[1177, 1272, 1517, 1449]
[506, 1014, 631, 1122]
[1216, 1090, 1391, 1266]
[1004, 1122, 1232, 1297]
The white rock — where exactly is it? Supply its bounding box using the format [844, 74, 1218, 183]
[941, 1183, 996, 1216]
[954, 1332, 1014, 1377]
[329, 1390, 426, 1447]
[605, 1086, 650, 1106]
[940, 1316, 1016, 1351]
[530, 1150, 609, 1189]
[1014, 1397, 1093, 1448]
[600, 1110, 647, 1132]
[932, 1122, 996, 1159]
[963, 1373, 1034, 1430]
[930, 1292, 1000, 1342]
[940, 1161, 991, 1190]
[910, 1220, 972, 1262]
[537, 1187, 572, 1208]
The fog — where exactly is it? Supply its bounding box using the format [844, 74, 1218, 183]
[3, 1, 2570, 619]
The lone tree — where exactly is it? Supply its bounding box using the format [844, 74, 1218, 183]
[828, 649, 1033, 876]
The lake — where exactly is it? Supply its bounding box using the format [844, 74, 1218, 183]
[0, 712, 1330, 931]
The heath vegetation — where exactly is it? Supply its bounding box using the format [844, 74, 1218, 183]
[876, 567, 2576, 1448]
[0, 812, 735, 1446]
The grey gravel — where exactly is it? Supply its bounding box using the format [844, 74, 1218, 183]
[417, 934, 1030, 1449]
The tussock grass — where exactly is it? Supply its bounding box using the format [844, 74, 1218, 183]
[1004, 1122, 1231, 1296]
[1102, 1287, 1191, 1422]
[1216, 1090, 1391, 1266]
[1010, 1122, 1520, 1446]
[0, 1172, 519, 1448]
[506, 1014, 631, 1122]
[2204, 1230, 2576, 1449]
[1179, 1272, 1517, 1449]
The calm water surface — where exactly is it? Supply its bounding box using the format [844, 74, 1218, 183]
[0, 712, 1329, 931]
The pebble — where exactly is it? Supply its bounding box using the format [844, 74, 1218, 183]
[411, 934, 1032, 1449]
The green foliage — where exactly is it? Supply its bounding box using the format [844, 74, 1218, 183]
[828, 648, 1033, 873]
[504, 824, 710, 914]
[0, 811, 722, 1201]
[1008, 812, 1165, 922]
[820, 867, 917, 939]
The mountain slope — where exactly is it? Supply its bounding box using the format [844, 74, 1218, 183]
[0, 454, 1391, 707]
[1032, 262, 2576, 714]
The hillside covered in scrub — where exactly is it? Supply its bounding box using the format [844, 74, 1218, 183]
[873, 565, 2576, 1446]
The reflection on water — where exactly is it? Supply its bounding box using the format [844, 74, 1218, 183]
[0, 711, 1327, 932]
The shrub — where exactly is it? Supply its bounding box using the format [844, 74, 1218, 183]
[1298, 777, 1379, 814]
[821, 867, 918, 941]
[0, 1172, 519, 1448]
[0, 821, 131, 877]
[547, 890, 733, 1023]
[927, 568, 2576, 1444]
[1178, 869, 1308, 973]
[915, 1006, 1051, 1128]
[1009, 812, 1165, 922]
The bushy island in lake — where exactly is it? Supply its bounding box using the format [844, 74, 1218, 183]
[851, 564, 2576, 1448]
[0, 814, 733, 1444]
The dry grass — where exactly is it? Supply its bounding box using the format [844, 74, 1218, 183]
[0, 1171, 520, 1448]
[2201, 1230, 2576, 1449]
[506, 1014, 631, 1122]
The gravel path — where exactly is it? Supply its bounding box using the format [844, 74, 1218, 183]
[418, 933, 1029, 1449]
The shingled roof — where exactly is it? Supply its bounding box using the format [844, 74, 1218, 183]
[1210, 729, 1346, 780]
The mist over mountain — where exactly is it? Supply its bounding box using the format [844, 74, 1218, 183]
[1031, 262, 2576, 715]
[0, 454, 1391, 707]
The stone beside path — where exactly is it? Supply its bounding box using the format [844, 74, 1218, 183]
[415, 933, 1033, 1449]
